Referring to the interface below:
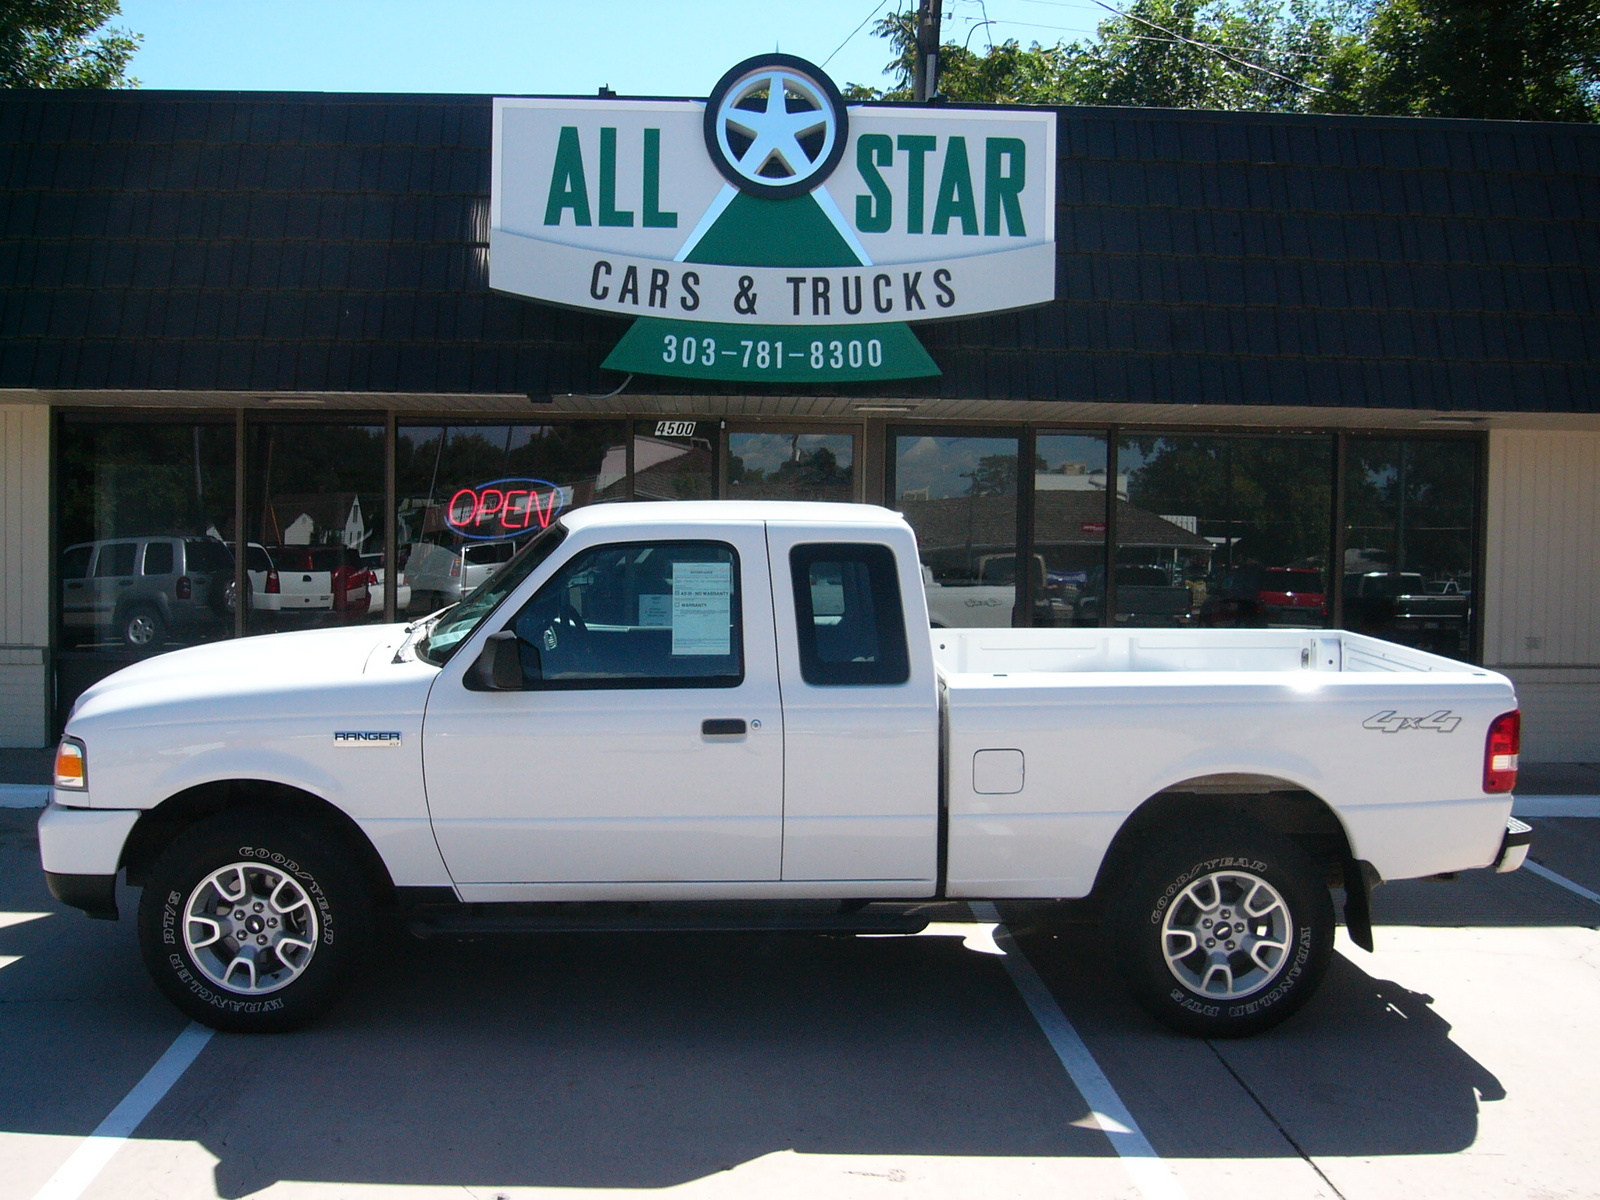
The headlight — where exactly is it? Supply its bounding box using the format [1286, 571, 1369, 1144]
[54, 737, 87, 790]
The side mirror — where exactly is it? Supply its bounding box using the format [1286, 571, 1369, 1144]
[464, 630, 524, 691]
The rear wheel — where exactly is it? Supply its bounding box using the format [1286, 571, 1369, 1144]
[120, 604, 165, 650]
[1107, 826, 1334, 1037]
[137, 810, 373, 1033]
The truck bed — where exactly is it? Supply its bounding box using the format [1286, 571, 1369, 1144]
[930, 627, 1516, 899]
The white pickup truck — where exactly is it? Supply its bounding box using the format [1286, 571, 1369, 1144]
[38, 502, 1530, 1037]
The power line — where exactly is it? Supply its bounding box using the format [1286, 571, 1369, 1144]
[1089, 0, 1328, 94]
[1021, 0, 1330, 93]
[822, 0, 892, 68]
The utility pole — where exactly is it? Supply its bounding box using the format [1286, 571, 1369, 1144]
[913, 0, 943, 102]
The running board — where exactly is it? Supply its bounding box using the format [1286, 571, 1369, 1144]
[405, 900, 931, 939]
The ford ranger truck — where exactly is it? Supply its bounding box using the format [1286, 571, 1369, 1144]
[37, 502, 1531, 1037]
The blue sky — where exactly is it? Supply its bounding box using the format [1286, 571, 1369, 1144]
[116, 0, 1103, 95]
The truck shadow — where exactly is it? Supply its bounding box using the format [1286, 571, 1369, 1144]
[1012, 909, 1507, 1164]
[0, 804, 1547, 1197]
[135, 913, 1509, 1197]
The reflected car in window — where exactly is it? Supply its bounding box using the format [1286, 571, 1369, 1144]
[60, 537, 236, 649]
[1343, 571, 1470, 653]
[404, 539, 519, 613]
[1077, 565, 1194, 627]
[263, 546, 371, 614]
[1201, 566, 1327, 629]
[358, 553, 411, 613]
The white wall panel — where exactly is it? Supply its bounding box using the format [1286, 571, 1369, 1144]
[1, 405, 50, 647]
[1484, 431, 1600, 761]
[1484, 429, 1600, 668]
[0, 405, 50, 746]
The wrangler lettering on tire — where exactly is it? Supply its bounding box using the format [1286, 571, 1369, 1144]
[137, 810, 372, 1034]
[1108, 826, 1334, 1038]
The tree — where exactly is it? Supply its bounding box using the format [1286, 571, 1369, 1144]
[844, 0, 1600, 121]
[844, 2, 1362, 112]
[0, 0, 140, 88]
[1335, 0, 1600, 121]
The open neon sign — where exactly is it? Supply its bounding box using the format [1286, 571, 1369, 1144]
[445, 477, 566, 540]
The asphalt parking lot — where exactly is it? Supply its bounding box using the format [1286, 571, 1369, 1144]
[2, 809, 1598, 1200]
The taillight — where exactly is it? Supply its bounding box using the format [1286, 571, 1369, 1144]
[1484, 710, 1520, 793]
[448, 559, 461, 578]
[175, 575, 191, 599]
[265, 569, 280, 594]
[54, 738, 87, 790]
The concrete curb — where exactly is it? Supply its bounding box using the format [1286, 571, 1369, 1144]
[0, 784, 48, 809]
[1514, 794, 1600, 818]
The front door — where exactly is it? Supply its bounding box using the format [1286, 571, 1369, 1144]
[423, 522, 784, 886]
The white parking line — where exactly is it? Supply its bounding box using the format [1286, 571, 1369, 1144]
[31, 1022, 214, 1200]
[1525, 859, 1600, 906]
[968, 901, 1191, 1200]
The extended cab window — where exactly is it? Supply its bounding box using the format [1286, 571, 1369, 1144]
[790, 544, 909, 686]
[508, 541, 743, 689]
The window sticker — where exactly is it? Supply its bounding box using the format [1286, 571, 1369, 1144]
[639, 593, 671, 627]
[671, 562, 732, 655]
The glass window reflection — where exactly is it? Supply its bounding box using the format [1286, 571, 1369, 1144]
[1115, 436, 1332, 629]
[1342, 439, 1478, 658]
[893, 433, 1023, 628]
[1034, 434, 1110, 627]
[632, 420, 716, 501]
[728, 432, 855, 503]
[245, 422, 385, 632]
[396, 421, 626, 615]
[57, 417, 238, 655]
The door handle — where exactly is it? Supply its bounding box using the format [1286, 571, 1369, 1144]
[701, 719, 747, 736]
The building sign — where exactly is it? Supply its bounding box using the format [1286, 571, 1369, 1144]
[490, 54, 1057, 383]
[444, 478, 568, 539]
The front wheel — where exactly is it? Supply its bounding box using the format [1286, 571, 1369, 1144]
[1107, 826, 1334, 1037]
[137, 810, 373, 1033]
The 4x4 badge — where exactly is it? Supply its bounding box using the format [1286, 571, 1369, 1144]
[1363, 710, 1461, 733]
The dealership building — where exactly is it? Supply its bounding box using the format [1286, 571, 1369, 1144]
[3, 66, 1600, 758]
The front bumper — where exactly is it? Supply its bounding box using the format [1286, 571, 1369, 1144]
[1494, 815, 1533, 873]
[37, 802, 141, 919]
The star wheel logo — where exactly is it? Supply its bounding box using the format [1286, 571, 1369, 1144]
[703, 53, 849, 200]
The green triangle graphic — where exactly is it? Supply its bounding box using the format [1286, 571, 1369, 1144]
[685, 192, 861, 268]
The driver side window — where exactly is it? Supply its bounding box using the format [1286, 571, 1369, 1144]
[508, 541, 743, 689]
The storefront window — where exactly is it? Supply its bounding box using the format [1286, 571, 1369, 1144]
[1115, 436, 1333, 629]
[1034, 434, 1110, 627]
[893, 432, 1023, 628]
[727, 431, 855, 502]
[1342, 438, 1478, 658]
[632, 419, 716, 501]
[396, 421, 626, 615]
[56, 415, 238, 714]
[245, 422, 385, 633]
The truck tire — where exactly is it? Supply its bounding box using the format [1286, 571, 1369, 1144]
[136, 809, 373, 1033]
[1107, 826, 1334, 1038]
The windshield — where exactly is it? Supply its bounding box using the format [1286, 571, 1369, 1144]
[416, 524, 568, 665]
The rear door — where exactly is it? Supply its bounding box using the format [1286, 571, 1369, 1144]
[89, 540, 139, 627]
[60, 545, 94, 630]
[423, 521, 785, 886]
[765, 523, 940, 890]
